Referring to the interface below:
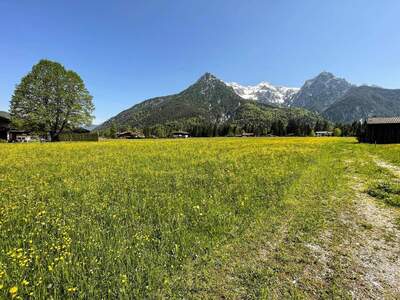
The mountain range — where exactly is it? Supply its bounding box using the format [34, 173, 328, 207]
[97, 71, 400, 133]
[226, 82, 299, 106]
[226, 72, 400, 123]
[97, 73, 325, 135]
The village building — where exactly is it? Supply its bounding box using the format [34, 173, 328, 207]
[117, 131, 145, 139]
[8, 130, 33, 143]
[8, 129, 34, 143]
[0, 111, 36, 142]
[241, 132, 255, 137]
[365, 117, 400, 144]
[70, 127, 91, 134]
[235, 132, 255, 137]
[0, 111, 11, 140]
[171, 131, 190, 138]
[315, 131, 333, 137]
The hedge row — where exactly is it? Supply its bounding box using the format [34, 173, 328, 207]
[59, 133, 99, 142]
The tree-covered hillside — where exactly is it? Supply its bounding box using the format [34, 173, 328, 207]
[324, 86, 400, 123]
[97, 73, 329, 137]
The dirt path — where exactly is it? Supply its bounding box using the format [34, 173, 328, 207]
[343, 159, 400, 299]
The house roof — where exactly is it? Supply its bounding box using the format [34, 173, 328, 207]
[117, 131, 143, 136]
[367, 117, 400, 125]
[71, 127, 91, 133]
[0, 111, 10, 121]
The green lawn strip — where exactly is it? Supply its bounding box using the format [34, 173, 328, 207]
[178, 141, 355, 299]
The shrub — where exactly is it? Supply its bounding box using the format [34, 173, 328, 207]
[333, 128, 342, 137]
[367, 182, 400, 207]
[59, 132, 99, 142]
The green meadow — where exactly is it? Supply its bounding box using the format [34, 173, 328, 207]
[0, 138, 399, 298]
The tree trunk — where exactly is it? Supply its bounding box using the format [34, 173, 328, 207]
[50, 131, 59, 142]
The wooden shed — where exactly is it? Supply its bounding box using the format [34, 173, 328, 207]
[366, 117, 400, 144]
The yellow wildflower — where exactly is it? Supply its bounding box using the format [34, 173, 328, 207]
[120, 274, 128, 284]
[9, 286, 18, 295]
[22, 279, 29, 286]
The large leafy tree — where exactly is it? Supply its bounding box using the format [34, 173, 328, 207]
[10, 59, 94, 140]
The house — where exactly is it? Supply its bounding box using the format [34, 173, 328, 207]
[172, 131, 190, 138]
[235, 132, 255, 137]
[365, 117, 400, 144]
[241, 132, 255, 137]
[315, 131, 333, 137]
[0, 111, 11, 140]
[71, 127, 91, 134]
[9, 130, 32, 143]
[117, 131, 145, 139]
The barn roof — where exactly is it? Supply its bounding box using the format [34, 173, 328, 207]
[0, 111, 10, 120]
[367, 117, 400, 124]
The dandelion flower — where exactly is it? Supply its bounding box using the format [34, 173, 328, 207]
[67, 287, 77, 293]
[9, 286, 18, 295]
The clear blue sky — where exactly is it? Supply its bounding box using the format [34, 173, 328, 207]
[1, 0, 399, 123]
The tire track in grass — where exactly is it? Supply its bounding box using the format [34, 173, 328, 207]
[188, 142, 355, 299]
[373, 157, 400, 178]
[337, 157, 400, 299]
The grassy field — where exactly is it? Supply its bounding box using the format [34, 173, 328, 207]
[0, 137, 399, 298]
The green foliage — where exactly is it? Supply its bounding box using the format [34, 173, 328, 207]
[58, 132, 99, 142]
[368, 182, 400, 207]
[334, 121, 361, 137]
[10, 60, 94, 140]
[324, 86, 400, 123]
[333, 127, 342, 137]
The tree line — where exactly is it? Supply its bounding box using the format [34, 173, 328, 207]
[98, 119, 355, 139]
[8, 59, 363, 141]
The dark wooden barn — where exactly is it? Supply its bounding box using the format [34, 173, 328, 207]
[366, 117, 400, 144]
[0, 111, 11, 141]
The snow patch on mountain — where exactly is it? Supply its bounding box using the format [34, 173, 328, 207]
[226, 81, 300, 105]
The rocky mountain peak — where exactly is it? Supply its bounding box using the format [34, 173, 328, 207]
[198, 72, 219, 83]
[291, 71, 352, 112]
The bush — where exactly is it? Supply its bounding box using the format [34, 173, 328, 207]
[59, 132, 99, 142]
[333, 128, 342, 137]
[367, 182, 400, 207]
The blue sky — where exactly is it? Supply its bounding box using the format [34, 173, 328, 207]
[1, 0, 399, 123]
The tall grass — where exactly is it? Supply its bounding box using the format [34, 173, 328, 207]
[0, 138, 349, 298]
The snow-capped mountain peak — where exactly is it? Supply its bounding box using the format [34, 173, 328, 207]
[226, 81, 300, 105]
